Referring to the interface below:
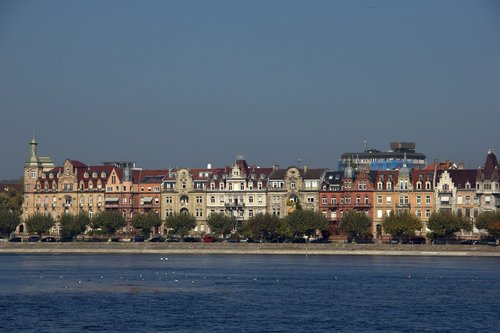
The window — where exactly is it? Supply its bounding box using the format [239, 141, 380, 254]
[257, 182, 262, 190]
[426, 182, 431, 190]
[220, 183, 224, 190]
[272, 208, 280, 216]
[196, 209, 203, 217]
[196, 196, 202, 204]
[165, 196, 172, 204]
[457, 196, 463, 204]
[322, 197, 327, 204]
[386, 196, 392, 204]
[386, 182, 392, 190]
[166, 209, 172, 216]
[249, 196, 254, 203]
[147, 187, 152, 192]
[465, 196, 471, 204]
[474, 196, 479, 204]
[416, 210, 421, 218]
[182, 182, 186, 189]
[228, 183, 233, 191]
[154, 186, 160, 192]
[249, 209, 254, 218]
[485, 196, 491, 204]
[258, 196, 263, 204]
[425, 196, 431, 205]
[416, 196, 422, 205]
[425, 209, 431, 218]
[210, 196, 215, 203]
[356, 197, 360, 205]
[416, 182, 422, 190]
[331, 197, 337, 205]
[307, 196, 314, 203]
[210, 183, 215, 190]
[377, 196, 382, 204]
[240, 182, 245, 190]
[377, 210, 383, 219]
[377, 182, 383, 190]
[220, 196, 224, 203]
[122, 198, 127, 204]
[364, 196, 369, 205]
[155, 198, 159, 205]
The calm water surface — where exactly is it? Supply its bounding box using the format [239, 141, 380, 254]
[0, 254, 499, 332]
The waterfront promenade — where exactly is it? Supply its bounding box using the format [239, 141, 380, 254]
[1, 242, 500, 256]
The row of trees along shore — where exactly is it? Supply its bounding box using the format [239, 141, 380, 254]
[1, 196, 500, 242]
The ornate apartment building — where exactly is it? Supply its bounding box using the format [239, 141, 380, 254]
[161, 167, 216, 234]
[19, 138, 499, 239]
[266, 166, 327, 218]
[476, 150, 500, 213]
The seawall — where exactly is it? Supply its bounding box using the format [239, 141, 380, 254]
[1, 243, 500, 256]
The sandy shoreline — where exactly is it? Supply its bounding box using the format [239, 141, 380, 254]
[1, 242, 500, 256]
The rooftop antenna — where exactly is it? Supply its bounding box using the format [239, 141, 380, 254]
[364, 140, 367, 152]
[297, 158, 301, 167]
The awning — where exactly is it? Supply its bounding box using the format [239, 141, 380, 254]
[142, 197, 153, 203]
[105, 197, 119, 204]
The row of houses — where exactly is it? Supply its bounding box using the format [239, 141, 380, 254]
[21, 138, 500, 239]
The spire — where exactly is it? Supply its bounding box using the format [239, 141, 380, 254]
[25, 136, 40, 168]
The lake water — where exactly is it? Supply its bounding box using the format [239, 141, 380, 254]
[0, 254, 499, 332]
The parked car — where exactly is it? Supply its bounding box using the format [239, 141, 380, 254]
[409, 237, 426, 244]
[202, 235, 215, 243]
[149, 236, 165, 242]
[41, 237, 57, 242]
[9, 237, 22, 242]
[131, 236, 145, 242]
[182, 237, 199, 242]
[310, 238, 331, 244]
[166, 237, 179, 242]
[28, 236, 40, 242]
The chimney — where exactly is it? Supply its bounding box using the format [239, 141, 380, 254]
[303, 165, 308, 173]
[207, 163, 212, 169]
[273, 164, 279, 171]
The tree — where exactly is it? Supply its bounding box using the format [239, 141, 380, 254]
[382, 210, 422, 242]
[60, 213, 89, 240]
[0, 188, 23, 215]
[131, 212, 162, 237]
[92, 210, 126, 238]
[0, 210, 20, 237]
[427, 210, 472, 241]
[167, 213, 196, 239]
[207, 213, 237, 238]
[243, 213, 280, 241]
[339, 211, 372, 242]
[26, 213, 55, 236]
[285, 209, 329, 238]
[476, 211, 500, 238]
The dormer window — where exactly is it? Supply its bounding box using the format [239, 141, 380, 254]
[101, 172, 106, 178]
[42, 174, 46, 179]
[465, 182, 471, 190]
[49, 173, 54, 179]
[377, 182, 383, 190]
[92, 172, 98, 178]
[386, 182, 392, 190]
[426, 181, 431, 190]
[84, 172, 89, 178]
[416, 182, 422, 190]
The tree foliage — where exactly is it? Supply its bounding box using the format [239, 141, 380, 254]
[427, 210, 472, 239]
[60, 213, 90, 240]
[476, 211, 500, 238]
[382, 210, 422, 241]
[26, 213, 55, 236]
[0, 188, 23, 215]
[92, 210, 126, 237]
[339, 211, 372, 242]
[207, 213, 237, 238]
[243, 213, 280, 240]
[131, 212, 162, 237]
[284, 209, 329, 238]
[0, 210, 20, 237]
[167, 213, 197, 238]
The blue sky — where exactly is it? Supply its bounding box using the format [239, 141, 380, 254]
[1, 0, 499, 179]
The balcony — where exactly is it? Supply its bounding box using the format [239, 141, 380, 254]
[225, 202, 245, 210]
[396, 203, 410, 209]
